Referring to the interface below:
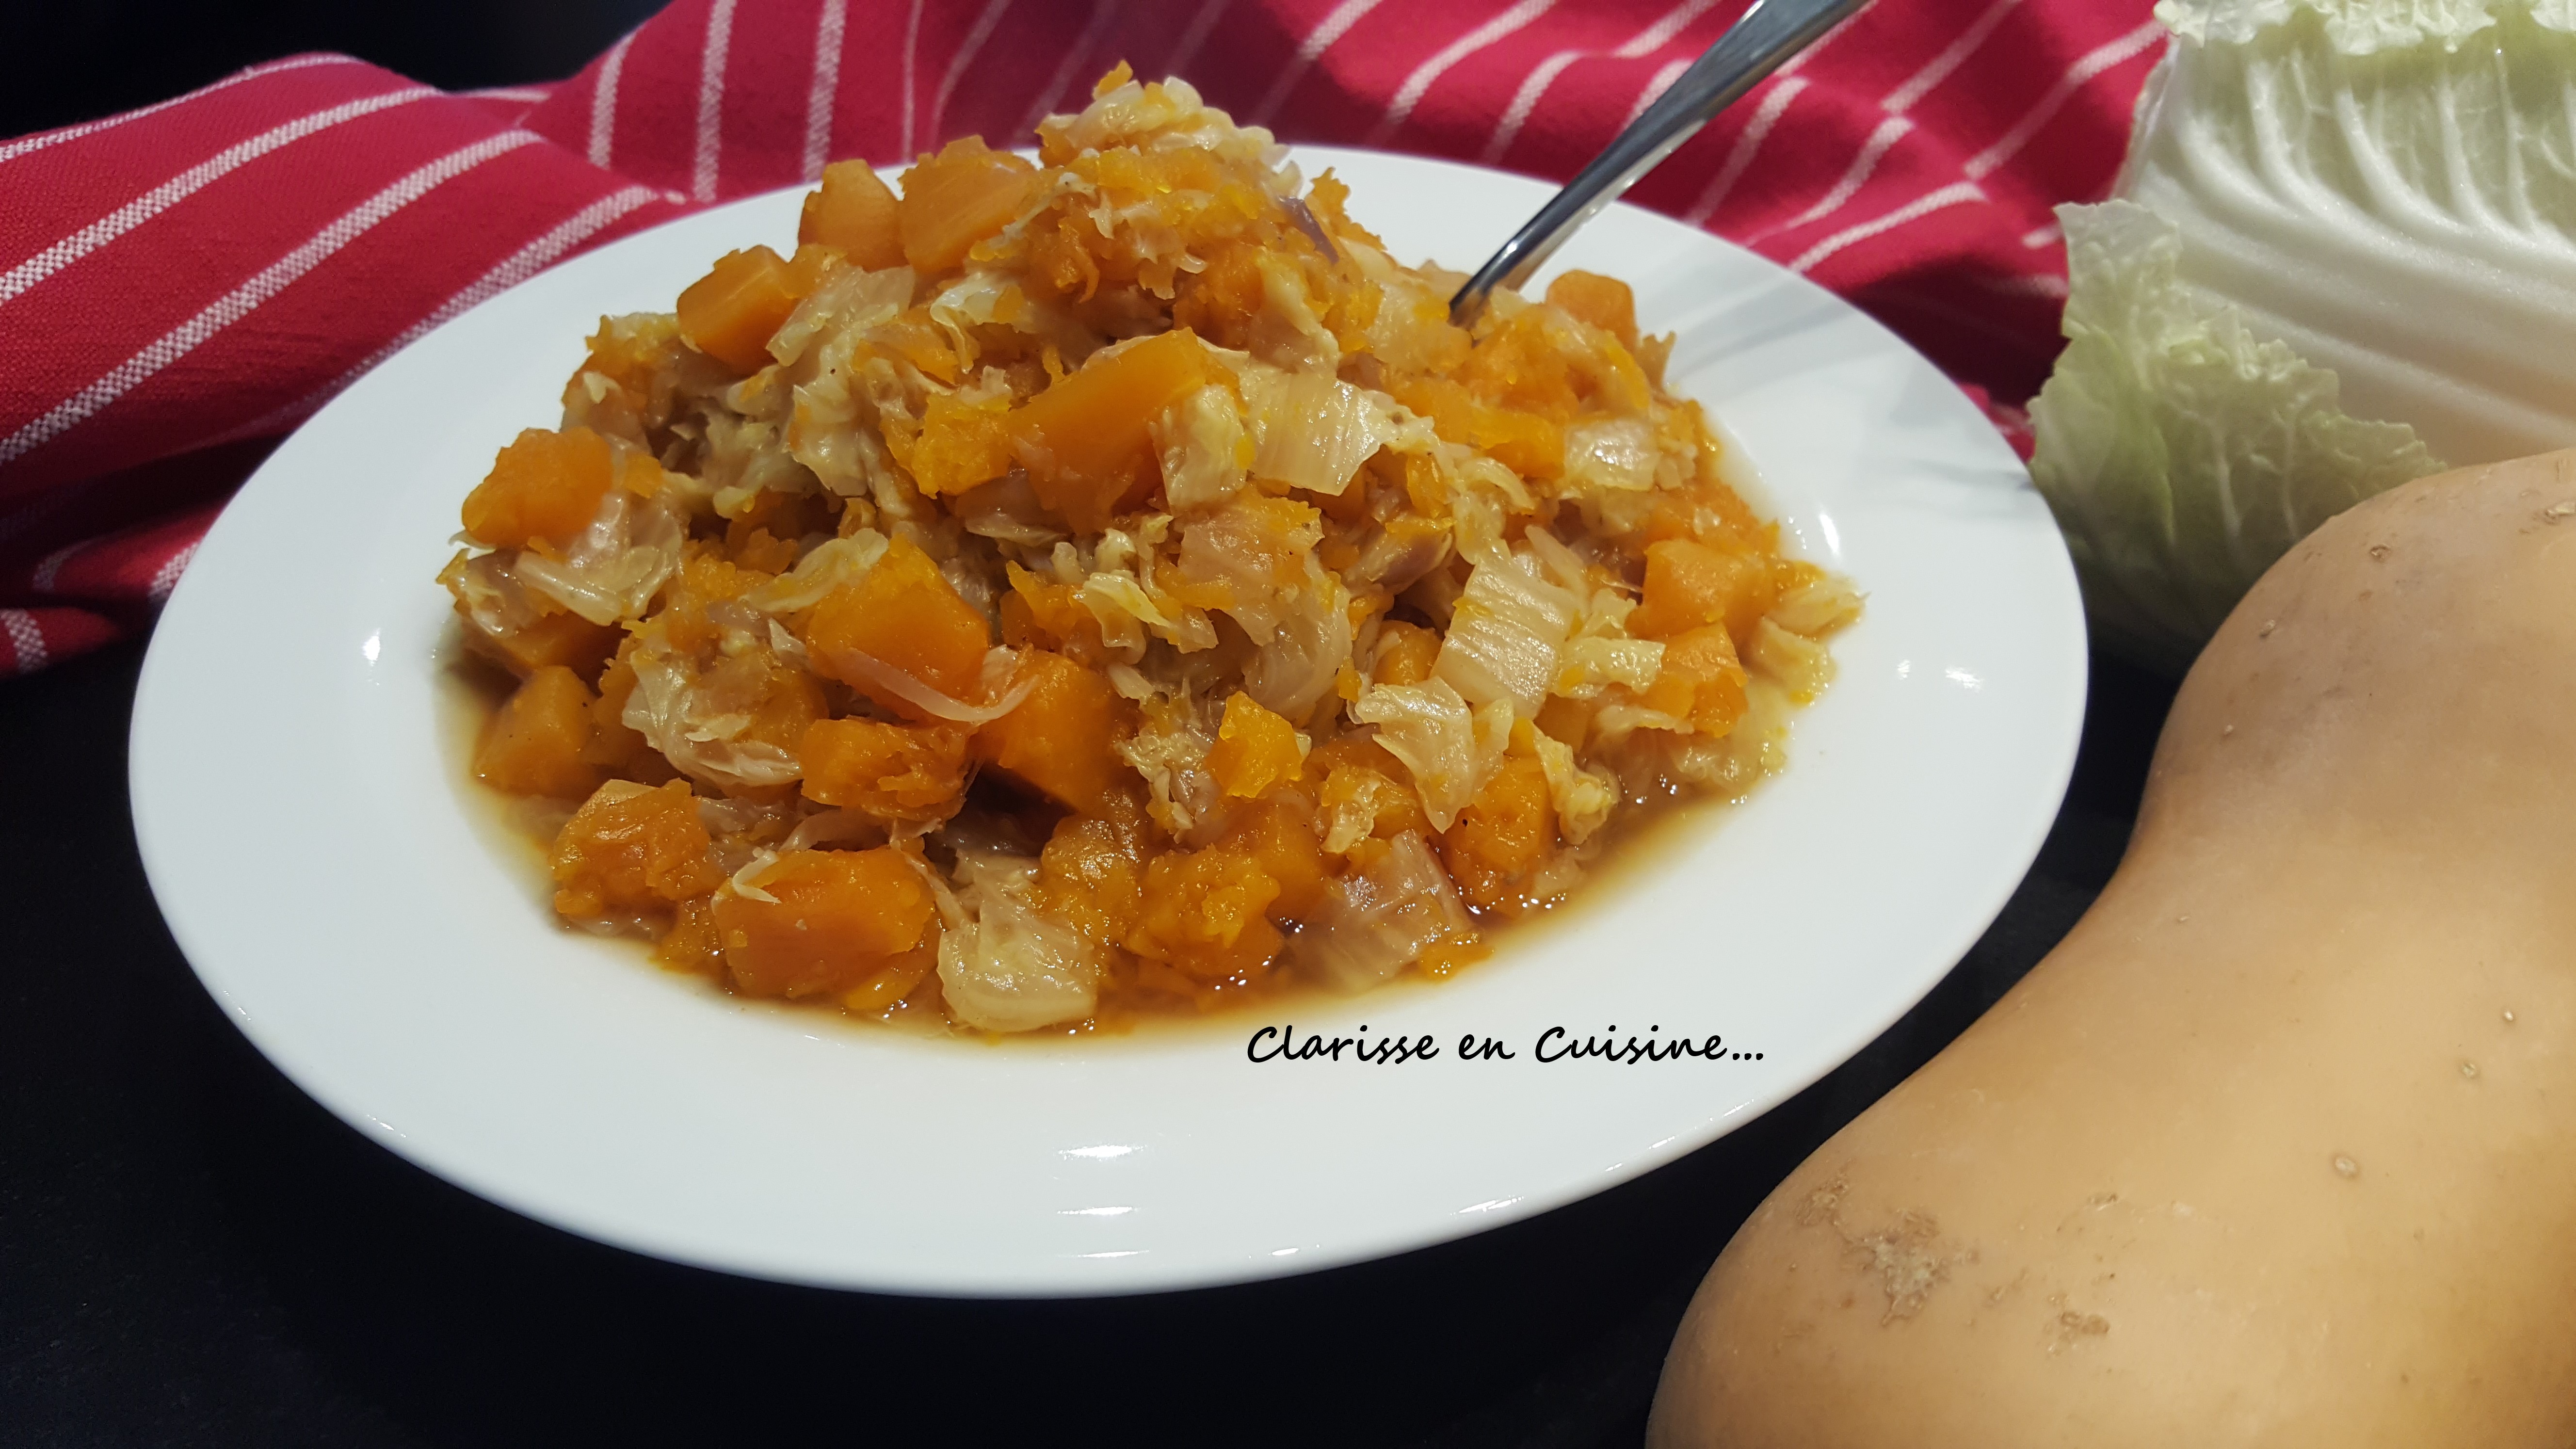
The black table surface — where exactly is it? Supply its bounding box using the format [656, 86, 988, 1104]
[2, 639, 2178, 1448]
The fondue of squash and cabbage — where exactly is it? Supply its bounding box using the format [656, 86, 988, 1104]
[437, 67, 1859, 1033]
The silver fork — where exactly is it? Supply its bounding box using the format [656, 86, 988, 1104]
[1448, 0, 1867, 327]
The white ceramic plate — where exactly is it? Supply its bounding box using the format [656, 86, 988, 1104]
[131, 147, 2085, 1296]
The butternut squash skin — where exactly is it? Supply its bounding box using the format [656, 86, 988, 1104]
[1651, 452, 2576, 1447]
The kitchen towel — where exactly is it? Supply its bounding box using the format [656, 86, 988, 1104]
[0, 0, 2161, 674]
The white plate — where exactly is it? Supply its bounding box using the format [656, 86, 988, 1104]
[130, 147, 2085, 1296]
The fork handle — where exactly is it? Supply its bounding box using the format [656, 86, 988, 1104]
[1449, 0, 1868, 326]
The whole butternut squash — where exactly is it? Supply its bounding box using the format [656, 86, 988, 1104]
[1651, 452, 2576, 1446]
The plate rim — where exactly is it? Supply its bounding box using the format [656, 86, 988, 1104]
[129, 145, 2087, 1297]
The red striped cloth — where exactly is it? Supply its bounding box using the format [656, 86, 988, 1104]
[0, 0, 2161, 676]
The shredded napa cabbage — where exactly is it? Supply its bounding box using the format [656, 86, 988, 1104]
[1296, 832, 1474, 992]
[1434, 553, 1582, 716]
[936, 852, 1101, 1032]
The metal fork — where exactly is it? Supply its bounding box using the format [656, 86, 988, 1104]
[1448, 0, 1867, 327]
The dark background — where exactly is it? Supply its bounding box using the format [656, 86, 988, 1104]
[1, 7, 2184, 1444]
[1, 0, 662, 141]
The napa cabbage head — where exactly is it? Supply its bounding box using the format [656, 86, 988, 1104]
[2029, 0, 2576, 672]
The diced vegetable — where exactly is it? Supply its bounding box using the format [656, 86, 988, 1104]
[800, 717, 969, 817]
[798, 160, 906, 270]
[439, 68, 1859, 1034]
[551, 780, 725, 918]
[676, 246, 805, 373]
[1126, 846, 1284, 981]
[1627, 537, 1779, 644]
[714, 847, 935, 998]
[475, 664, 602, 799]
[1006, 329, 1219, 531]
[1220, 797, 1328, 919]
[898, 390, 1016, 497]
[1372, 620, 1442, 686]
[1392, 375, 1563, 483]
[1641, 624, 1749, 735]
[1205, 691, 1302, 798]
[802, 534, 994, 714]
[975, 650, 1121, 810]
[474, 604, 620, 681]
[1546, 270, 1637, 349]
[898, 137, 1040, 274]
[460, 427, 615, 551]
[1439, 752, 1559, 914]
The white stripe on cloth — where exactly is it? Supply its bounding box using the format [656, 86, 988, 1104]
[1787, 179, 1985, 274]
[1979, 271, 2069, 298]
[2022, 222, 2061, 248]
[0, 55, 361, 169]
[589, 30, 639, 168]
[1479, 0, 1722, 167]
[1770, 114, 1912, 234]
[1165, 0, 1235, 79]
[1480, 50, 1580, 165]
[1883, 0, 2023, 113]
[1964, 19, 2164, 179]
[1368, 0, 1558, 147]
[31, 542, 83, 594]
[0, 131, 542, 471]
[1678, 0, 1871, 226]
[1250, 0, 1388, 127]
[210, 183, 670, 447]
[1680, 76, 1806, 225]
[1017, 0, 1123, 140]
[0, 87, 438, 311]
[930, 0, 1016, 148]
[900, 0, 926, 157]
[1621, 56, 1690, 130]
[1615, 0, 1722, 57]
[148, 541, 200, 605]
[692, 0, 739, 202]
[464, 86, 553, 103]
[805, 0, 850, 178]
[0, 610, 45, 673]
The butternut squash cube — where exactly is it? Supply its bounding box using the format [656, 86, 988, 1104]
[475, 664, 602, 799]
[798, 160, 905, 270]
[1206, 691, 1302, 799]
[897, 137, 1039, 274]
[800, 716, 970, 817]
[714, 847, 934, 998]
[460, 427, 614, 551]
[676, 245, 802, 373]
[901, 390, 1016, 497]
[1627, 537, 1779, 643]
[1220, 798, 1329, 921]
[468, 606, 620, 682]
[1126, 846, 1284, 982]
[974, 650, 1121, 811]
[1439, 752, 1558, 914]
[802, 535, 993, 715]
[1546, 270, 1638, 348]
[1642, 623, 1749, 736]
[1006, 329, 1217, 531]
[551, 780, 725, 918]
